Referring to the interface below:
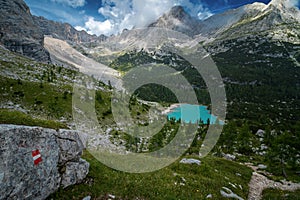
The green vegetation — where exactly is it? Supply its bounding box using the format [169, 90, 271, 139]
[262, 189, 300, 200]
[1, 32, 300, 199]
[0, 109, 67, 129]
[48, 151, 252, 200]
[210, 39, 300, 126]
[0, 77, 73, 120]
[109, 49, 210, 105]
[216, 120, 300, 182]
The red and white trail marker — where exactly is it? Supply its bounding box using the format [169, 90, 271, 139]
[32, 149, 42, 165]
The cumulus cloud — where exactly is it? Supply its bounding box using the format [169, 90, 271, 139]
[86, 17, 113, 36]
[51, 0, 86, 8]
[74, 25, 86, 31]
[78, 0, 212, 36]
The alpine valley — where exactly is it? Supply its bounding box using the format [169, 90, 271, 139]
[0, 0, 300, 199]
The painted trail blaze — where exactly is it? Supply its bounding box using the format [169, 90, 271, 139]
[32, 149, 42, 165]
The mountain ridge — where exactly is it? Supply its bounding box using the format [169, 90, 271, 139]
[33, 16, 107, 44]
[1, 0, 300, 63]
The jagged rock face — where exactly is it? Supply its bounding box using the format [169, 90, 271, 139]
[0, 125, 89, 200]
[0, 0, 50, 62]
[195, 3, 267, 37]
[212, 1, 300, 43]
[149, 2, 299, 42]
[33, 16, 107, 44]
[149, 6, 202, 36]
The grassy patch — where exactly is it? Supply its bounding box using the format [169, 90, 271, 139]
[48, 151, 252, 200]
[0, 109, 67, 129]
[262, 189, 300, 200]
[0, 77, 73, 120]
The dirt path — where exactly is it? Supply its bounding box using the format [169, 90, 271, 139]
[247, 165, 300, 200]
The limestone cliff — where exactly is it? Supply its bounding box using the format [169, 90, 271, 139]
[0, 0, 50, 62]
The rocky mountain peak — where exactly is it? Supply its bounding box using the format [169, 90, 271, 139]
[168, 5, 188, 20]
[149, 5, 201, 36]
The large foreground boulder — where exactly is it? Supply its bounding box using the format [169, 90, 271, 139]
[0, 125, 89, 200]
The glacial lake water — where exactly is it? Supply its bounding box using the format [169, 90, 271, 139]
[166, 104, 221, 124]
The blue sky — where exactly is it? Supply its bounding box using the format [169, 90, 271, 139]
[24, 0, 298, 36]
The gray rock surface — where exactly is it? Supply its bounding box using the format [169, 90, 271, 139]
[248, 171, 300, 200]
[55, 129, 85, 166]
[61, 158, 90, 188]
[0, 125, 89, 200]
[256, 129, 265, 138]
[82, 196, 91, 200]
[220, 187, 244, 200]
[257, 164, 267, 170]
[0, 0, 50, 62]
[223, 153, 236, 161]
[180, 158, 201, 165]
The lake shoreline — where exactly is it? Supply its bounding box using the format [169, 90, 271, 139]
[161, 103, 181, 115]
[162, 103, 221, 124]
[161, 103, 210, 115]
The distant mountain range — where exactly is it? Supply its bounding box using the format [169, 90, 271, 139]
[0, 0, 299, 63]
[151, 0, 299, 42]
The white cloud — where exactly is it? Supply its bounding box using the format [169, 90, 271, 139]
[51, 0, 86, 8]
[75, 17, 114, 36]
[198, 9, 213, 20]
[80, 0, 212, 36]
[74, 26, 86, 31]
[86, 17, 114, 36]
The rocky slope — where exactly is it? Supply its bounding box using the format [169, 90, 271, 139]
[0, 0, 50, 62]
[0, 125, 89, 200]
[44, 36, 122, 89]
[194, 2, 268, 38]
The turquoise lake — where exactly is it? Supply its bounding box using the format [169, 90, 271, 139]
[166, 104, 220, 124]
